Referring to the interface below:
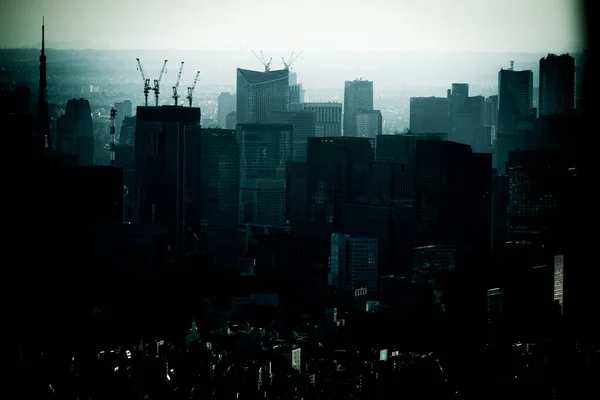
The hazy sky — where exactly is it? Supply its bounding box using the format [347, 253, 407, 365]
[0, 0, 586, 52]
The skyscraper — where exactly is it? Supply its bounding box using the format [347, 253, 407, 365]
[409, 97, 449, 134]
[134, 105, 201, 255]
[539, 53, 576, 116]
[303, 102, 342, 137]
[267, 110, 317, 162]
[217, 92, 236, 128]
[356, 110, 383, 139]
[114, 100, 132, 134]
[56, 98, 94, 166]
[329, 233, 379, 297]
[497, 67, 533, 174]
[236, 68, 289, 124]
[237, 124, 294, 226]
[343, 79, 374, 137]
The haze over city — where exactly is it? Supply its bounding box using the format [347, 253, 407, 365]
[9, 0, 595, 399]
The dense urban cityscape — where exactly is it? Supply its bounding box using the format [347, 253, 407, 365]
[7, 2, 597, 399]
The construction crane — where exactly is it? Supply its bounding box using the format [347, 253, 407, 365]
[187, 70, 200, 107]
[251, 50, 272, 72]
[152, 60, 168, 106]
[172, 61, 184, 106]
[282, 51, 303, 71]
[136, 58, 151, 106]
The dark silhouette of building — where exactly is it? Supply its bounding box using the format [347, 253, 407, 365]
[409, 97, 449, 135]
[56, 98, 94, 165]
[35, 18, 51, 152]
[134, 105, 201, 256]
[539, 53, 576, 116]
[196, 128, 239, 266]
[497, 67, 534, 174]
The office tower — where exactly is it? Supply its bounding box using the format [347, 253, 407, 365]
[356, 109, 383, 138]
[374, 133, 446, 164]
[307, 137, 374, 237]
[497, 67, 533, 174]
[329, 233, 379, 297]
[409, 97, 449, 134]
[237, 124, 294, 226]
[268, 110, 316, 162]
[134, 105, 201, 255]
[342, 161, 415, 276]
[285, 161, 308, 233]
[114, 100, 132, 134]
[415, 140, 491, 249]
[118, 116, 136, 146]
[484, 95, 498, 127]
[343, 79, 374, 137]
[539, 53, 575, 116]
[447, 83, 486, 148]
[303, 102, 342, 137]
[236, 68, 289, 124]
[35, 18, 51, 152]
[225, 112, 237, 130]
[290, 83, 304, 106]
[240, 179, 286, 226]
[507, 149, 572, 245]
[218, 92, 236, 128]
[198, 129, 239, 266]
[56, 98, 94, 166]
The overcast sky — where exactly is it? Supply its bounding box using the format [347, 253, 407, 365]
[0, 0, 586, 53]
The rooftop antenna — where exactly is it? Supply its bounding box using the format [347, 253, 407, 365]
[282, 51, 303, 71]
[251, 50, 272, 72]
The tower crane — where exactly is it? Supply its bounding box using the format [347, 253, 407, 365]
[187, 70, 200, 107]
[251, 50, 272, 72]
[282, 51, 303, 71]
[172, 61, 184, 106]
[136, 58, 151, 106]
[152, 60, 168, 106]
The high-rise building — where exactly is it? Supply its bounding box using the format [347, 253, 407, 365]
[134, 105, 201, 255]
[498, 68, 534, 134]
[217, 92, 236, 128]
[307, 137, 374, 237]
[289, 83, 304, 106]
[484, 95, 498, 127]
[56, 98, 94, 166]
[343, 79, 374, 137]
[237, 123, 294, 226]
[114, 100, 132, 134]
[329, 233, 379, 297]
[195, 129, 239, 265]
[415, 140, 492, 249]
[236, 69, 289, 124]
[303, 102, 342, 137]
[539, 53, 576, 116]
[268, 110, 316, 162]
[497, 68, 534, 174]
[225, 112, 237, 130]
[356, 109, 383, 139]
[409, 97, 449, 134]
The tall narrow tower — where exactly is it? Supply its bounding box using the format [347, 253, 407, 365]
[35, 17, 52, 151]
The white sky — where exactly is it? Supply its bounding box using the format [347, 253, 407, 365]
[0, 0, 586, 52]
